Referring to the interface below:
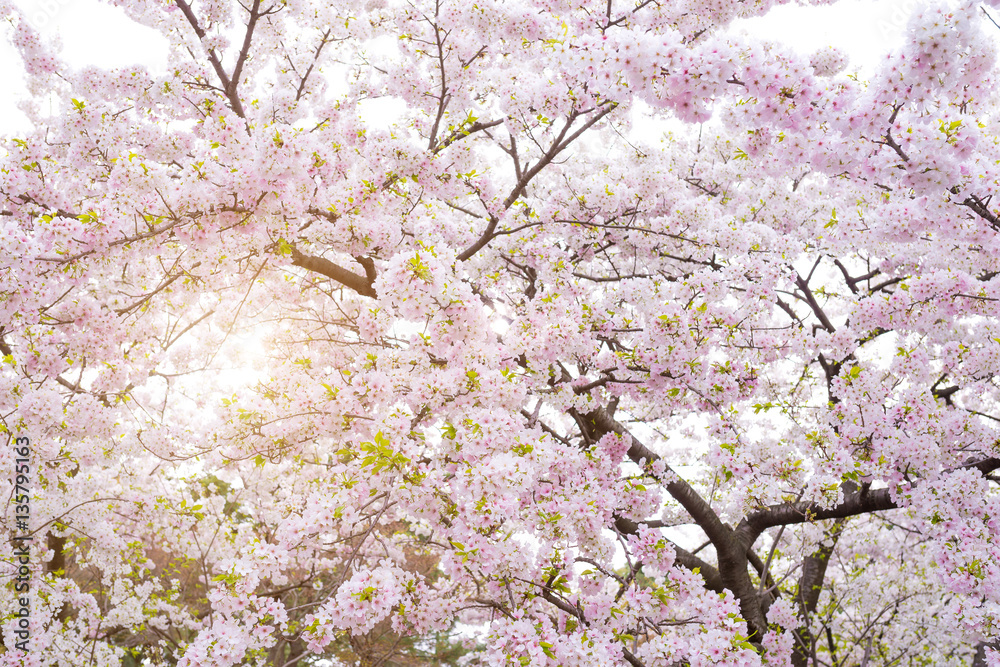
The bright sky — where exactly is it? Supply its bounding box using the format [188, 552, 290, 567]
[741, 0, 920, 66]
[0, 0, 925, 135]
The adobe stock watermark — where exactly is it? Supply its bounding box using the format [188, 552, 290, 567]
[874, 0, 921, 42]
[875, 0, 1000, 42]
[22, 0, 72, 32]
[8, 435, 32, 653]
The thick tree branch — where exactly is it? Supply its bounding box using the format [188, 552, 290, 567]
[175, 0, 242, 116]
[974, 639, 1000, 667]
[791, 518, 846, 667]
[174, 0, 267, 118]
[588, 407, 731, 548]
[877, 104, 910, 164]
[739, 458, 1000, 545]
[963, 194, 1000, 232]
[740, 484, 893, 544]
[614, 516, 725, 593]
[585, 406, 769, 641]
[290, 247, 376, 298]
[795, 271, 837, 334]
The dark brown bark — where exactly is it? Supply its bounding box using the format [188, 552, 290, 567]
[46, 531, 70, 623]
[290, 248, 377, 297]
[586, 407, 769, 642]
[587, 399, 1000, 654]
[973, 640, 1000, 667]
[737, 458, 1000, 546]
[791, 518, 846, 667]
[614, 516, 725, 594]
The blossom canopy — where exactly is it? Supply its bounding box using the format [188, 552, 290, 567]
[2, 0, 1000, 665]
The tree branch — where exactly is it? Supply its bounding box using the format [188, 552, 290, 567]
[739, 458, 1000, 545]
[588, 407, 731, 548]
[614, 516, 725, 593]
[585, 406, 769, 641]
[457, 104, 616, 261]
[229, 0, 264, 115]
[289, 247, 376, 297]
[792, 518, 846, 667]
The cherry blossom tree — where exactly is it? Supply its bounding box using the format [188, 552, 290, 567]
[2, 0, 1000, 665]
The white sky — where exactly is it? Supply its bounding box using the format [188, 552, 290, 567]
[0, 0, 927, 134]
[741, 0, 921, 66]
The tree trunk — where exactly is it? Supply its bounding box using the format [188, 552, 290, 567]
[791, 519, 846, 667]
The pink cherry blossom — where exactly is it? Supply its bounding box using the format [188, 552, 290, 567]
[2, 0, 1000, 665]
